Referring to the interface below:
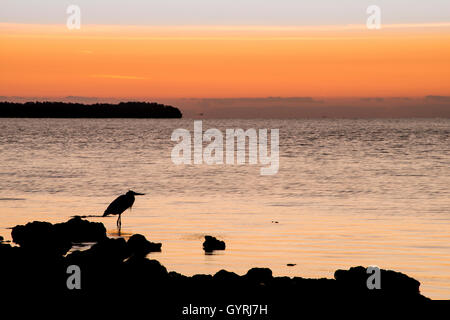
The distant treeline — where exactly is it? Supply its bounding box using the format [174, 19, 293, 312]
[0, 101, 182, 118]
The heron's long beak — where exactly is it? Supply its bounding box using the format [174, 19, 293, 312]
[134, 192, 145, 195]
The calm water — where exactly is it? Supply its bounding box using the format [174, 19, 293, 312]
[0, 118, 449, 299]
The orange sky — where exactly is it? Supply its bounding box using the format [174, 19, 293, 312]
[1, 23, 450, 98]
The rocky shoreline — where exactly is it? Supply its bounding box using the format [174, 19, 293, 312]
[0, 217, 443, 317]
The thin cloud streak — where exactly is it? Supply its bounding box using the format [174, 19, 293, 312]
[90, 74, 147, 80]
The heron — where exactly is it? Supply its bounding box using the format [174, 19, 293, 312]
[103, 190, 145, 228]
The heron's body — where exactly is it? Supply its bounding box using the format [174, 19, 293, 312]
[103, 190, 144, 228]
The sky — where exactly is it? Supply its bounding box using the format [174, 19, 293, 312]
[1, 0, 450, 25]
[0, 1, 449, 116]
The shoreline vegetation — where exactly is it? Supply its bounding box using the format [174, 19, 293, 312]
[0, 101, 183, 118]
[0, 217, 444, 316]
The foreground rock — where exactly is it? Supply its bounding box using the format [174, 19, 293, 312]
[127, 234, 162, 257]
[54, 216, 107, 243]
[203, 235, 226, 252]
[335, 266, 422, 300]
[11, 216, 106, 256]
[0, 218, 440, 317]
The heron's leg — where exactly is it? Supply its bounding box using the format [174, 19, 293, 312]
[117, 214, 121, 229]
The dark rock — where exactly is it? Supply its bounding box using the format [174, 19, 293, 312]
[124, 257, 168, 280]
[63, 237, 130, 294]
[192, 274, 213, 281]
[168, 271, 187, 281]
[127, 234, 162, 257]
[245, 268, 273, 284]
[1, 218, 435, 316]
[334, 266, 424, 300]
[67, 237, 129, 265]
[11, 217, 107, 256]
[0, 235, 66, 299]
[272, 276, 295, 290]
[213, 269, 240, 281]
[203, 235, 226, 252]
[121, 257, 169, 295]
[11, 221, 72, 256]
[90, 237, 129, 261]
[54, 216, 107, 243]
[0, 235, 3, 242]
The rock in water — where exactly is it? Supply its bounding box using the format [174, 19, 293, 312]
[11, 221, 72, 256]
[127, 234, 162, 257]
[11, 217, 107, 256]
[54, 216, 107, 243]
[203, 235, 226, 252]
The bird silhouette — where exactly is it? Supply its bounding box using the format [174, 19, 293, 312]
[103, 190, 145, 229]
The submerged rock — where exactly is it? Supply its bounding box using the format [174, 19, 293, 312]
[203, 235, 226, 252]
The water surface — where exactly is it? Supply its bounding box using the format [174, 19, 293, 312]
[0, 118, 449, 299]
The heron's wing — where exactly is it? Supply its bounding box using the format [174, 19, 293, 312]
[103, 195, 128, 216]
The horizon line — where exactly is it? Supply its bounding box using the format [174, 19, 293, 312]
[2, 22, 450, 30]
[1, 95, 449, 100]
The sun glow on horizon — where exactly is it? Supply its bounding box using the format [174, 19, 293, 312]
[1, 23, 449, 98]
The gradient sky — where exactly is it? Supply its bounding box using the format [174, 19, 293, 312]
[1, 1, 449, 101]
